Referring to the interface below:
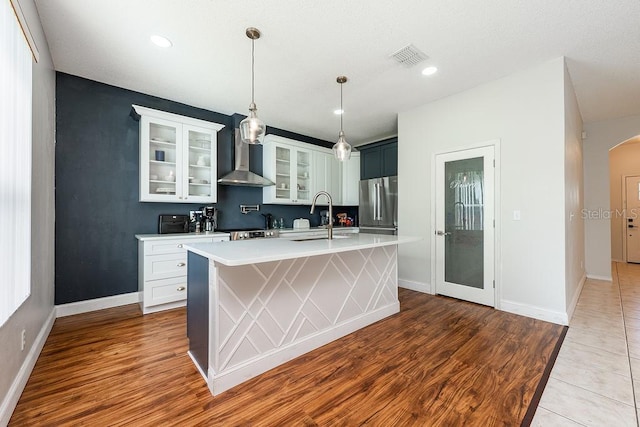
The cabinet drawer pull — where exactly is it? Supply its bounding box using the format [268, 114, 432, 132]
[177, 244, 183, 248]
[176, 286, 186, 291]
[177, 262, 186, 267]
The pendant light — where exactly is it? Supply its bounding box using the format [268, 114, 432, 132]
[239, 27, 266, 144]
[333, 76, 352, 161]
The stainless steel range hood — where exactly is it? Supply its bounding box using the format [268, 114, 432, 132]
[218, 129, 274, 187]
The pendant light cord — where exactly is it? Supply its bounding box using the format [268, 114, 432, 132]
[251, 38, 255, 104]
[340, 82, 344, 131]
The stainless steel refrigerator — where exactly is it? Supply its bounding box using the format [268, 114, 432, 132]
[359, 176, 398, 235]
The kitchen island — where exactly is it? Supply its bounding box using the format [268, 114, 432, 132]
[185, 233, 418, 395]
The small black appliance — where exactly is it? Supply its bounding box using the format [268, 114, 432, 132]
[202, 206, 218, 232]
[261, 213, 274, 230]
[158, 215, 189, 234]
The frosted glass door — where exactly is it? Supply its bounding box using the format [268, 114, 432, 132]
[435, 146, 495, 307]
[445, 157, 484, 287]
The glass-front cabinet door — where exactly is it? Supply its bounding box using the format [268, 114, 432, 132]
[263, 135, 314, 205]
[294, 148, 312, 203]
[133, 105, 224, 204]
[274, 145, 292, 202]
[141, 116, 182, 202]
[184, 125, 216, 203]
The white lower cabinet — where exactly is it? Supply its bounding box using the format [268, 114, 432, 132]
[136, 233, 229, 314]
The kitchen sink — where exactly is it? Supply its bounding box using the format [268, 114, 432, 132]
[292, 235, 351, 242]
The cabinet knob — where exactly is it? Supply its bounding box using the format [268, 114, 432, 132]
[177, 262, 186, 267]
[177, 244, 183, 248]
[179, 196, 183, 199]
[176, 286, 186, 291]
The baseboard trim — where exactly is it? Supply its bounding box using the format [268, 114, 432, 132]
[0, 308, 56, 426]
[398, 279, 432, 294]
[55, 292, 141, 318]
[500, 299, 568, 325]
[586, 274, 613, 282]
[567, 274, 587, 322]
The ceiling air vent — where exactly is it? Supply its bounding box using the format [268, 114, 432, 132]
[390, 44, 428, 67]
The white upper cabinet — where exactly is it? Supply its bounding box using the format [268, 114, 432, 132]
[133, 105, 224, 203]
[262, 134, 361, 206]
[263, 135, 314, 205]
[340, 151, 360, 206]
[313, 149, 341, 206]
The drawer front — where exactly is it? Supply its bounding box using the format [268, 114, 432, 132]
[145, 276, 188, 307]
[145, 237, 214, 255]
[144, 253, 188, 281]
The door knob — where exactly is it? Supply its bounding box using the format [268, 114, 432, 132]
[436, 230, 451, 236]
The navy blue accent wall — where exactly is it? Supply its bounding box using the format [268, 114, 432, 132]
[187, 252, 209, 373]
[55, 73, 357, 304]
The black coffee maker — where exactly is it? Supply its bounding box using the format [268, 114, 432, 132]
[202, 206, 218, 232]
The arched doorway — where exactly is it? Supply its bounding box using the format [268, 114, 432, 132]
[609, 135, 640, 263]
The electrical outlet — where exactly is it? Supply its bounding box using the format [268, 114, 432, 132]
[21, 329, 26, 351]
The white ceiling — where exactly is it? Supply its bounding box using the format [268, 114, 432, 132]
[33, 0, 640, 144]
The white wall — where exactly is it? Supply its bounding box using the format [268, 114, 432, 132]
[398, 58, 569, 323]
[563, 63, 585, 316]
[583, 114, 640, 280]
[0, 0, 56, 423]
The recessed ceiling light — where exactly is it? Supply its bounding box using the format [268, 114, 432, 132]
[422, 66, 438, 76]
[334, 109, 344, 115]
[150, 35, 172, 48]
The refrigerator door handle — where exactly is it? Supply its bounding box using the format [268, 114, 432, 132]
[376, 182, 382, 220]
[373, 183, 378, 221]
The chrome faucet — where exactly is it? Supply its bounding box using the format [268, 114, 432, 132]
[310, 191, 333, 239]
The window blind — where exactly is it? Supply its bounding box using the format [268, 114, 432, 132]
[0, 0, 32, 326]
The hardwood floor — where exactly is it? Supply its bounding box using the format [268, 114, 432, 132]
[10, 289, 564, 426]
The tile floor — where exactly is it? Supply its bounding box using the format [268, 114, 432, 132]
[532, 262, 640, 426]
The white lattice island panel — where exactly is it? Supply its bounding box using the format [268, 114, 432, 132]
[204, 245, 399, 395]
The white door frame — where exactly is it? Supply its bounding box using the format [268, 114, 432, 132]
[430, 139, 501, 309]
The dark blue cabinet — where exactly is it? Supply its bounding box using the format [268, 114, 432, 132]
[360, 138, 398, 179]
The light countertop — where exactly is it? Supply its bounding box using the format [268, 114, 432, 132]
[185, 233, 420, 266]
[135, 231, 230, 241]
